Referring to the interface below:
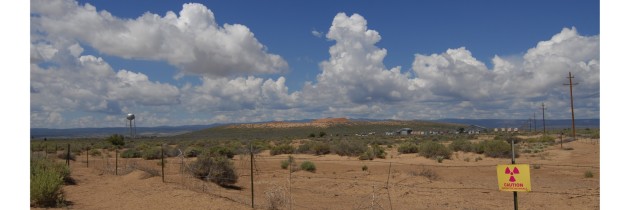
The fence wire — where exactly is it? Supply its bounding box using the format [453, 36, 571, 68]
[34, 143, 600, 210]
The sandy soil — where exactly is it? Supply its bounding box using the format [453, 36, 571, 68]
[34, 139, 599, 210]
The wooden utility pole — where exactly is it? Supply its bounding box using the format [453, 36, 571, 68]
[542, 103, 547, 135]
[66, 144, 70, 166]
[564, 72, 578, 141]
[534, 112, 536, 132]
[250, 142, 254, 209]
[161, 144, 165, 183]
[288, 157, 292, 210]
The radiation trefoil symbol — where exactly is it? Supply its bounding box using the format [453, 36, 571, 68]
[505, 167, 520, 182]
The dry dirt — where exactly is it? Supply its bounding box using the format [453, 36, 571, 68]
[34, 139, 599, 210]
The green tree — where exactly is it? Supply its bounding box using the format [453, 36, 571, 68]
[106, 134, 125, 147]
[318, 131, 327, 137]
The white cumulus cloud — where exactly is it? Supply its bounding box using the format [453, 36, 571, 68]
[31, 0, 288, 77]
[30, 41, 182, 127]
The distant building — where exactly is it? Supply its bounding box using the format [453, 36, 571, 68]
[397, 128, 413, 135]
[464, 125, 487, 134]
[410, 131, 422, 135]
[494, 128, 499, 132]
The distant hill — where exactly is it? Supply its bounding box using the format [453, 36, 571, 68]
[433, 119, 599, 130]
[30, 118, 599, 139]
[174, 119, 463, 141]
[30, 124, 221, 139]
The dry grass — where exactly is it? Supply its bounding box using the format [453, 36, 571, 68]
[264, 185, 286, 210]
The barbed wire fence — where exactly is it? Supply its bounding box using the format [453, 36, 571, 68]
[31, 141, 600, 210]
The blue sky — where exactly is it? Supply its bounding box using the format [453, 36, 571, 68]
[29, 0, 601, 128]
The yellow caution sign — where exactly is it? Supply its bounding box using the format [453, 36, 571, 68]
[497, 164, 531, 192]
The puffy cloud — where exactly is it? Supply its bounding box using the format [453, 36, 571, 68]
[181, 76, 300, 112]
[412, 27, 599, 119]
[30, 40, 182, 127]
[30, 5, 599, 128]
[302, 13, 598, 120]
[304, 13, 420, 106]
[31, 0, 288, 77]
[110, 70, 181, 106]
[412, 47, 492, 100]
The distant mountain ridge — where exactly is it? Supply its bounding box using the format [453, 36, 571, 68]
[31, 118, 599, 139]
[30, 124, 222, 139]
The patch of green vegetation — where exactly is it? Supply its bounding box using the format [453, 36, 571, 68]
[188, 154, 238, 187]
[418, 141, 452, 159]
[584, 170, 594, 178]
[31, 157, 70, 207]
[270, 144, 295, 156]
[449, 139, 474, 152]
[300, 161, 316, 172]
[397, 142, 419, 154]
[121, 148, 142, 158]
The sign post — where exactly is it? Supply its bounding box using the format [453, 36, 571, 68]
[496, 138, 531, 210]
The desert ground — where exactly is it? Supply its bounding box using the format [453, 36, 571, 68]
[33, 138, 599, 210]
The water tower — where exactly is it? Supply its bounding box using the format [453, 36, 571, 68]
[126, 113, 136, 138]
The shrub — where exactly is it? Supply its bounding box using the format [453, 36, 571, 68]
[30, 158, 69, 207]
[189, 154, 238, 186]
[475, 156, 483, 162]
[319, 131, 327, 137]
[89, 148, 102, 157]
[56, 152, 76, 161]
[311, 142, 331, 155]
[106, 134, 125, 147]
[436, 155, 445, 163]
[270, 144, 294, 156]
[538, 135, 556, 144]
[479, 140, 516, 158]
[280, 160, 290, 169]
[359, 144, 386, 160]
[184, 146, 204, 157]
[449, 139, 474, 152]
[209, 146, 237, 158]
[142, 147, 162, 160]
[280, 156, 297, 171]
[264, 185, 286, 210]
[409, 168, 438, 180]
[296, 143, 310, 154]
[332, 140, 367, 156]
[584, 170, 594, 178]
[418, 141, 452, 159]
[362, 165, 368, 171]
[300, 161, 316, 172]
[164, 146, 181, 157]
[398, 142, 419, 154]
[358, 150, 373, 160]
[297, 141, 331, 155]
[121, 148, 142, 158]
